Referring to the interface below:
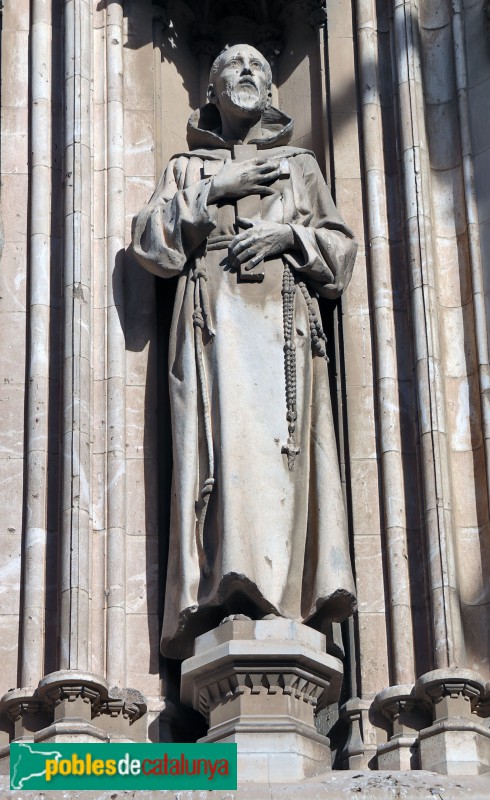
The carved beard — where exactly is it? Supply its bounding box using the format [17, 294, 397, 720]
[223, 83, 267, 113]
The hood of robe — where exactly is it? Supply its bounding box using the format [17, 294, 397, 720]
[187, 103, 294, 151]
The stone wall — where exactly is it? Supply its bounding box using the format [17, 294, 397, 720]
[0, 0, 489, 778]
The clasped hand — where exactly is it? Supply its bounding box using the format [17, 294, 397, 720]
[208, 156, 295, 271]
[208, 156, 283, 203]
[229, 217, 294, 272]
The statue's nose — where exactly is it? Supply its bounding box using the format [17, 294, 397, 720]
[241, 65, 253, 75]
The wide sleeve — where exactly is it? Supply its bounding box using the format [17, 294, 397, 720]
[285, 154, 357, 299]
[131, 156, 217, 278]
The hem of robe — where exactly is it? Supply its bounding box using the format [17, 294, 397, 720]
[160, 572, 357, 660]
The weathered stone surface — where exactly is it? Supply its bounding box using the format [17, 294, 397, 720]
[0, 770, 489, 799]
[415, 669, 490, 775]
[373, 685, 432, 771]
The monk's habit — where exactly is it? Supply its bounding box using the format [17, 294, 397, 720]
[133, 105, 358, 658]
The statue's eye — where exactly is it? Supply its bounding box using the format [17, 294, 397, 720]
[250, 61, 262, 69]
[227, 59, 240, 68]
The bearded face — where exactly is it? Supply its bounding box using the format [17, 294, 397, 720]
[209, 46, 272, 118]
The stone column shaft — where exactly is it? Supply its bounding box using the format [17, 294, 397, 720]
[451, 1, 490, 507]
[391, 0, 463, 670]
[317, 24, 331, 188]
[356, 0, 415, 686]
[21, 0, 52, 688]
[105, 0, 126, 686]
[328, 0, 389, 702]
[60, 0, 93, 671]
[91, 0, 107, 680]
[152, 6, 165, 180]
[417, 0, 490, 671]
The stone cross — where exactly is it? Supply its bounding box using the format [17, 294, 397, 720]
[232, 143, 265, 282]
[282, 438, 301, 471]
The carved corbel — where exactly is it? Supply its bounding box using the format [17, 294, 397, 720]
[97, 686, 147, 724]
[414, 669, 490, 775]
[415, 670, 484, 722]
[94, 687, 147, 742]
[37, 670, 110, 741]
[373, 685, 432, 770]
[0, 689, 51, 742]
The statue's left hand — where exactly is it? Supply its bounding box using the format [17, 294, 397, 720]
[229, 218, 295, 272]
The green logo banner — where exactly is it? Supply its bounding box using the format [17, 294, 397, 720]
[10, 742, 237, 790]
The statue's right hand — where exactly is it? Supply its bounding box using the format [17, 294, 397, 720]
[207, 158, 283, 203]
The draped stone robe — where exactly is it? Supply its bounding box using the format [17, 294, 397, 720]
[133, 106, 358, 659]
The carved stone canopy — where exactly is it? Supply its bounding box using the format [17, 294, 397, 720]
[169, 0, 327, 24]
[157, 0, 327, 62]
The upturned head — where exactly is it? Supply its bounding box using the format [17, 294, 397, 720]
[207, 44, 273, 141]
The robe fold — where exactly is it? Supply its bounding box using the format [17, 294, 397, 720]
[132, 105, 358, 659]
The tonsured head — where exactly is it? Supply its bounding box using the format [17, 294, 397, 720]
[207, 44, 273, 119]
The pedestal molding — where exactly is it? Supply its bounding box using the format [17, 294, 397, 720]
[414, 669, 485, 716]
[413, 670, 489, 774]
[0, 674, 147, 746]
[373, 685, 432, 770]
[38, 670, 109, 709]
[181, 621, 340, 782]
[204, 715, 331, 744]
[0, 689, 41, 723]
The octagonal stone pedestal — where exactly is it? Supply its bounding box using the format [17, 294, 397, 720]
[414, 669, 490, 775]
[373, 685, 432, 770]
[36, 671, 110, 743]
[181, 619, 343, 783]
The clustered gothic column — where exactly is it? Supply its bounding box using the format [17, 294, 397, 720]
[105, 0, 127, 691]
[0, 0, 146, 749]
[338, 0, 490, 773]
[451, 0, 490, 499]
[393, 0, 463, 672]
[20, 0, 53, 692]
[329, 0, 390, 767]
[59, 0, 93, 674]
[355, 0, 416, 687]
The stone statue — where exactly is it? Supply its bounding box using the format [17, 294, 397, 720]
[132, 44, 357, 659]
